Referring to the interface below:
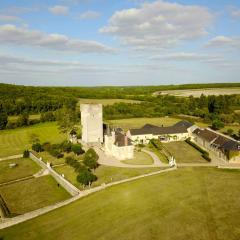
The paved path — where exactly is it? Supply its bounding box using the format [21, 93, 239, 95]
[0, 155, 23, 162]
[0, 167, 176, 229]
[142, 149, 168, 167]
[95, 147, 167, 168]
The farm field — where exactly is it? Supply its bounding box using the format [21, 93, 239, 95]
[163, 141, 207, 163]
[121, 151, 153, 165]
[8, 114, 40, 123]
[0, 158, 40, 184]
[1, 168, 240, 239]
[0, 122, 66, 158]
[107, 117, 209, 130]
[54, 165, 162, 189]
[0, 175, 70, 216]
[78, 98, 141, 106]
[154, 87, 240, 97]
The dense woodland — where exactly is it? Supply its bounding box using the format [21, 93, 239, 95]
[0, 83, 240, 136]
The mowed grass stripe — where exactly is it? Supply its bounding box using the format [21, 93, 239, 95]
[0, 122, 66, 158]
[1, 168, 240, 240]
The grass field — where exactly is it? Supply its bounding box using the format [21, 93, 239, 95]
[8, 114, 40, 123]
[0, 122, 66, 158]
[122, 151, 153, 165]
[1, 168, 240, 239]
[78, 98, 141, 106]
[145, 146, 169, 164]
[155, 87, 240, 97]
[0, 175, 70, 216]
[0, 158, 40, 183]
[54, 165, 162, 189]
[163, 141, 207, 163]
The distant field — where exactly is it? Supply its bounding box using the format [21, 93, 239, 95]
[54, 165, 162, 189]
[0, 175, 70, 216]
[78, 98, 141, 106]
[154, 87, 240, 97]
[2, 168, 240, 240]
[163, 141, 207, 163]
[107, 117, 208, 130]
[122, 151, 153, 165]
[0, 158, 40, 183]
[0, 122, 66, 158]
[8, 114, 40, 122]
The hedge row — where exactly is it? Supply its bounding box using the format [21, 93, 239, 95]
[185, 138, 211, 162]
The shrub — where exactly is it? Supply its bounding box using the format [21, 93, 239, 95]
[227, 128, 234, 136]
[212, 119, 224, 130]
[185, 138, 211, 162]
[77, 169, 97, 187]
[71, 144, 84, 155]
[23, 150, 30, 158]
[60, 140, 73, 153]
[32, 143, 43, 152]
[42, 142, 52, 152]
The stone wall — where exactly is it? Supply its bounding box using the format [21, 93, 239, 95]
[29, 152, 80, 196]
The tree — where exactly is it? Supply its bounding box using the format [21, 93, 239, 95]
[227, 128, 234, 136]
[17, 113, 29, 127]
[77, 169, 97, 187]
[0, 111, 8, 130]
[60, 140, 73, 153]
[83, 148, 99, 170]
[23, 150, 30, 158]
[212, 119, 224, 130]
[71, 144, 84, 155]
[32, 143, 43, 152]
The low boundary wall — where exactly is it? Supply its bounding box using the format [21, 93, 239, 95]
[29, 152, 80, 197]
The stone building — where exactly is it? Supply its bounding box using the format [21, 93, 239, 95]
[104, 129, 134, 160]
[127, 120, 196, 145]
[80, 104, 103, 144]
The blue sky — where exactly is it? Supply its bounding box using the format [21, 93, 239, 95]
[0, 0, 240, 86]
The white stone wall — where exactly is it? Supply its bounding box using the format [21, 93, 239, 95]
[104, 134, 134, 160]
[80, 104, 103, 143]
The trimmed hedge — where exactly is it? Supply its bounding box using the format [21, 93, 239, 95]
[185, 138, 211, 162]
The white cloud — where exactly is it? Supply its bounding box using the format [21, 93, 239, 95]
[0, 15, 21, 22]
[100, 0, 213, 50]
[48, 5, 69, 15]
[0, 24, 115, 54]
[77, 11, 101, 20]
[205, 36, 240, 49]
[229, 6, 240, 18]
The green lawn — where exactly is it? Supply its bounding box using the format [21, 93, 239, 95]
[0, 175, 70, 216]
[54, 165, 162, 189]
[0, 122, 66, 158]
[163, 141, 207, 163]
[78, 98, 141, 106]
[0, 158, 40, 184]
[122, 151, 153, 165]
[1, 168, 240, 239]
[145, 146, 169, 164]
[8, 114, 40, 123]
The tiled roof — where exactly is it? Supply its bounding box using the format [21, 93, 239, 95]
[115, 132, 132, 147]
[193, 128, 218, 142]
[129, 121, 190, 136]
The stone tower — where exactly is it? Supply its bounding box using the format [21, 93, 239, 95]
[80, 104, 103, 144]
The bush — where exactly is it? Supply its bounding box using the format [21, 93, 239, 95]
[83, 148, 99, 170]
[212, 119, 224, 130]
[185, 138, 211, 162]
[77, 169, 97, 187]
[71, 144, 84, 155]
[32, 143, 43, 152]
[23, 150, 30, 158]
[42, 142, 52, 152]
[60, 140, 73, 153]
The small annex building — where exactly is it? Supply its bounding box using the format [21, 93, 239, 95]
[104, 128, 134, 160]
[192, 128, 240, 163]
[127, 120, 196, 145]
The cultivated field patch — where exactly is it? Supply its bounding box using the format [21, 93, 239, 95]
[163, 141, 207, 163]
[0, 175, 70, 216]
[0, 122, 66, 158]
[0, 158, 40, 184]
[78, 98, 141, 106]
